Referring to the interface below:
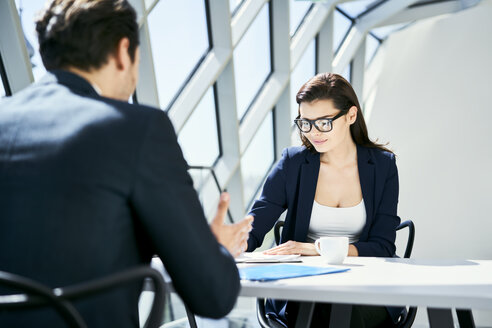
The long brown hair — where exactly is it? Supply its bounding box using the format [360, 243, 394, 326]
[296, 72, 393, 154]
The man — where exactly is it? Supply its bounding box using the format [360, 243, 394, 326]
[0, 0, 252, 326]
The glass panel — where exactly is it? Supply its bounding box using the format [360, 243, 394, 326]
[15, 0, 47, 81]
[229, 0, 244, 14]
[177, 87, 220, 167]
[241, 111, 274, 207]
[333, 9, 353, 54]
[289, 0, 312, 36]
[145, 0, 155, 9]
[290, 39, 316, 122]
[1, 80, 5, 98]
[233, 3, 271, 121]
[148, 0, 210, 110]
[341, 64, 351, 83]
[337, 0, 378, 18]
[187, 168, 221, 223]
[371, 23, 409, 40]
[365, 33, 380, 66]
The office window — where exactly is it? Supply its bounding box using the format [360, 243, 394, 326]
[365, 33, 380, 66]
[177, 87, 220, 167]
[371, 23, 409, 40]
[241, 111, 274, 207]
[145, 0, 155, 9]
[337, 0, 379, 19]
[148, 0, 210, 111]
[333, 9, 352, 54]
[15, 0, 47, 81]
[290, 39, 316, 122]
[233, 3, 271, 121]
[289, 0, 313, 37]
[229, 0, 244, 14]
[0, 80, 5, 98]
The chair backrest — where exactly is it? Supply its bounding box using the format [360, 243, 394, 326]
[396, 220, 415, 259]
[0, 271, 85, 327]
[0, 266, 165, 328]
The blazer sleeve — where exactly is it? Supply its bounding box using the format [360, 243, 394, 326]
[247, 148, 289, 251]
[129, 110, 239, 318]
[353, 155, 401, 257]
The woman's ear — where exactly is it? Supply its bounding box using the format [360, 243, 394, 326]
[348, 106, 358, 125]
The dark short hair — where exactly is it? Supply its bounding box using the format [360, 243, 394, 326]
[36, 0, 139, 71]
[296, 72, 393, 154]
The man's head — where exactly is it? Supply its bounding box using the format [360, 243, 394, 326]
[36, 0, 140, 100]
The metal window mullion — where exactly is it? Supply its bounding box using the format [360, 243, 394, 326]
[290, 2, 334, 72]
[239, 72, 289, 155]
[0, 0, 33, 94]
[168, 48, 230, 133]
[351, 39, 366, 104]
[231, 0, 269, 47]
[214, 58, 244, 220]
[134, 20, 160, 108]
[169, 0, 233, 134]
[333, 0, 420, 73]
[197, 0, 246, 220]
[317, 7, 335, 73]
[274, 84, 292, 158]
[374, 1, 463, 28]
[270, 0, 291, 159]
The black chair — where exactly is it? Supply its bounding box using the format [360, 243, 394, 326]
[0, 266, 165, 328]
[257, 220, 417, 328]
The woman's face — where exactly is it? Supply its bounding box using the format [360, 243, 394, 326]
[298, 99, 357, 153]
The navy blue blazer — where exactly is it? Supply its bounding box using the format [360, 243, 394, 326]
[246, 145, 402, 325]
[0, 71, 239, 327]
[247, 145, 400, 256]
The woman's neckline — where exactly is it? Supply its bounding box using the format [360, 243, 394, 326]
[314, 198, 364, 209]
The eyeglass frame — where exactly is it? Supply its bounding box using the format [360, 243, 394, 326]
[294, 111, 346, 133]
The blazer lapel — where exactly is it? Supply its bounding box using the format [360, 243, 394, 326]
[357, 145, 375, 236]
[294, 151, 320, 241]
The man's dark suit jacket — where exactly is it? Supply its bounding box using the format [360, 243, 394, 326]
[246, 145, 402, 324]
[0, 70, 240, 327]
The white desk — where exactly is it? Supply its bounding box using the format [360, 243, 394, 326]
[151, 256, 492, 327]
[237, 256, 492, 327]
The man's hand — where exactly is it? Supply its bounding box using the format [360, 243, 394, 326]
[210, 193, 253, 258]
[263, 240, 318, 256]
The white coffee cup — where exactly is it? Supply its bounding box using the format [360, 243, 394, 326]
[314, 236, 349, 264]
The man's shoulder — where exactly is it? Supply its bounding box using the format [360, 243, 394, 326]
[99, 97, 165, 120]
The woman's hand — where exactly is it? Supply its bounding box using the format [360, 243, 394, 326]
[263, 240, 319, 256]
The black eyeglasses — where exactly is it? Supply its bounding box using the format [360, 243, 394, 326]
[294, 111, 346, 133]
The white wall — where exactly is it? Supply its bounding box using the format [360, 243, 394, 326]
[365, 1, 492, 326]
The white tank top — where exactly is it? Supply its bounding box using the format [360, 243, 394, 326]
[306, 199, 366, 244]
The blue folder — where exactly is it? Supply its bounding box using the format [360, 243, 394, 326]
[239, 264, 350, 282]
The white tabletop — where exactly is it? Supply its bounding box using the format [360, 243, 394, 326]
[238, 256, 492, 310]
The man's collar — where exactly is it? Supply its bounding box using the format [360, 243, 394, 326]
[39, 70, 101, 98]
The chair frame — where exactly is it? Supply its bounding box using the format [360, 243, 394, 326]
[0, 266, 165, 328]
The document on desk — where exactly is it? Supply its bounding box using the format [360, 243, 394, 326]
[240, 264, 350, 282]
[235, 252, 301, 263]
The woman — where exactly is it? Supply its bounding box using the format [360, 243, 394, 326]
[246, 73, 402, 327]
